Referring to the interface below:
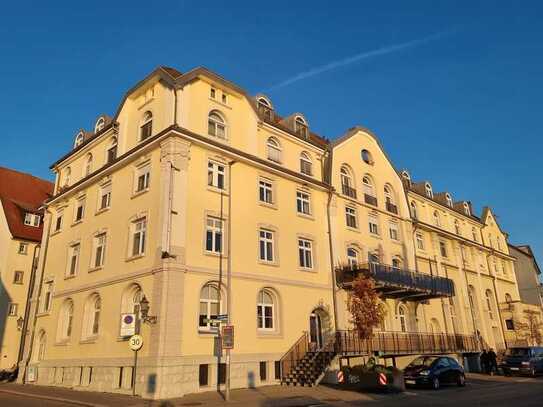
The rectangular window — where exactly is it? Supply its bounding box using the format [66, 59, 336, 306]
[389, 222, 399, 241]
[13, 271, 24, 284]
[55, 211, 63, 231]
[75, 198, 85, 222]
[140, 121, 152, 141]
[298, 239, 313, 269]
[135, 165, 150, 193]
[218, 363, 226, 385]
[260, 361, 267, 381]
[107, 145, 117, 163]
[439, 241, 448, 258]
[259, 229, 274, 262]
[18, 243, 28, 254]
[505, 319, 514, 330]
[296, 191, 311, 215]
[274, 361, 281, 380]
[132, 219, 147, 256]
[8, 303, 18, 316]
[199, 364, 209, 386]
[210, 88, 216, 99]
[99, 184, 112, 210]
[205, 217, 223, 254]
[43, 282, 53, 313]
[368, 215, 379, 235]
[345, 207, 357, 228]
[222, 93, 227, 104]
[207, 161, 225, 190]
[259, 179, 273, 204]
[24, 213, 40, 227]
[93, 233, 106, 268]
[416, 233, 424, 250]
[67, 244, 80, 276]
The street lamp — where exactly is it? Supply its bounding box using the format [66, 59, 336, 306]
[139, 295, 157, 324]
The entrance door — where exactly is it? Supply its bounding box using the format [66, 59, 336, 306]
[309, 313, 323, 349]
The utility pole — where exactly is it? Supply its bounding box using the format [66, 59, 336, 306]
[225, 160, 236, 401]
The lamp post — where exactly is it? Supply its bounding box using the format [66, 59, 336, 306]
[139, 295, 157, 324]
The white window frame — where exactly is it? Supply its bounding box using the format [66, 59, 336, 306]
[134, 164, 151, 194]
[266, 138, 282, 163]
[18, 242, 28, 254]
[296, 191, 311, 215]
[55, 210, 63, 232]
[347, 248, 359, 268]
[131, 218, 147, 257]
[439, 240, 448, 258]
[74, 197, 85, 222]
[24, 213, 40, 227]
[388, 222, 399, 241]
[300, 152, 312, 175]
[298, 238, 313, 269]
[416, 233, 425, 250]
[208, 111, 227, 139]
[207, 160, 225, 190]
[205, 216, 223, 254]
[259, 229, 274, 263]
[345, 206, 357, 228]
[199, 284, 221, 331]
[257, 290, 275, 331]
[8, 303, 18, 316]
[92, 233, 106, 269]
[98, 183, 112, 211]
[67, 243, 80, 277]
[368, 215, 379, 235]
[259, 179, 273, 204]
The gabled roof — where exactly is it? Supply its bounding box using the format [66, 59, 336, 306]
[0, 167, 54, 242]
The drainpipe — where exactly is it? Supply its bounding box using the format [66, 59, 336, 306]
[23, 208, 52, 381]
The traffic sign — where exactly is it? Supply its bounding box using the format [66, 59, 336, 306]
[120, 313, 136, 337]
[337, 370, 344, 383]
[222, 325, 234, 349]
[129, 334, 143, 351]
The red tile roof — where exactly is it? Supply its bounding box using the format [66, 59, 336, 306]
[0, 167, 54, 242]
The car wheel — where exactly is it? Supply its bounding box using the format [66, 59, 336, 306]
[432, 377, 440, 390]
[457, 373, 466, 387]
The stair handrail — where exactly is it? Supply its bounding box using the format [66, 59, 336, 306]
[279, 331, 309, 380]
[307, 333, 337, 365]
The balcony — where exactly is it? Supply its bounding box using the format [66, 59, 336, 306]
[336, 262, 455, 300]
[364, 193, 378, 207]
[386, 201, 398, 214]
[336, 330, 480, 357]
[341, 184, 357, 199]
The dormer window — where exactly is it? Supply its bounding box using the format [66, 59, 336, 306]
[425, 183, 433, 198]
[294, 116, 308, 139]
[463, 202, 471, 216]
[401, 170, 411, 181]
[446, 193, 453, 208]
[24, 213, 40, 227]
[140, 111, 153, 141]
[257, 96, 274, 121]
[95, 118, 105, 133]
[74, 132, 84, 148]
[208, 111, 226, 139]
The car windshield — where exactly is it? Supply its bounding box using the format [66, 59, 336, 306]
[506, 348, 531, 357]
[408, 356, 437, 367]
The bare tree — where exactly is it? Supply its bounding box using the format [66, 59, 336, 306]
[513, 309, 543, 346]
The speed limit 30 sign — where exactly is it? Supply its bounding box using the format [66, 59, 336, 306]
[129, 334, 143, 351]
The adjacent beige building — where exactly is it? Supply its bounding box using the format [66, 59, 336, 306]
[16, 65, 533, 398]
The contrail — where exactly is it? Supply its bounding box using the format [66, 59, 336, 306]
[266, 30, 453, 91]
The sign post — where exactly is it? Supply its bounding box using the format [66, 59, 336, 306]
[129, 334, 143, 396]
[222, 325, 234, 401]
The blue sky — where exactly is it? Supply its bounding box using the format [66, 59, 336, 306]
[1, 1, 542, 265]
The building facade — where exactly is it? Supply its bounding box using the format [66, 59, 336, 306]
[0, 167, 52, 369]
[18, 66, 527, 398]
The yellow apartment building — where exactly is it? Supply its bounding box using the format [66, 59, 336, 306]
[17, 65, 528, 398]
[0, 167, 52, 370]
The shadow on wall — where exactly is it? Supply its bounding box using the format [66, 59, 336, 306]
[0, 277, 12, 362]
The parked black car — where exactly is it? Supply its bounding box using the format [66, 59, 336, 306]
[403, 356, 466, 390]
[500, 347, 543, 376]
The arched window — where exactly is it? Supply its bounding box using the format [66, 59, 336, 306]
[120, 284, 142, 335]
[74, 132, 84, 148]
[505, 293, 513, 303]
[398, 305, 408, 332]
[340, 166, 356, 198]
[199, 284, 221, 330]
[140, 111, 153, 141]
[433, 211, 440, 227]
[347, 247, 359, 268]
[384, 184, 397, 213]
[35, 330, 46, 362]
[454, 220, 461, 235]
[446, 193, 453, 207]
[361, 149, 373, 164]
[463, 202, 471, 216]
[57, 299, 74, 341]
[95, 117, 105, 133]
[485, 289, 494, 320]
[392, 257, 402, 270]
[106, 136, 118, 163]
[208, 111, 226, 139]
[266, 137, 282, 163]
[257, 289, 275, 330]
[83, 294, 101, 338]
[258, 97, 271, 109]
[84, 153, 93, 177]
[362, 176, 375, 197]
[300, 152, 312, 176]
[425, 182, 433, 198]
[472, 227, 478, 242]
[294, 116, 308, 139]
[401, 170, 411, 181]
[257, 96, 273, 121]
[410, 201, 418, 219]
[63, 167, 71, 186]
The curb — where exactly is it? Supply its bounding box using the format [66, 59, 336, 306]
[0, 388, 108, 407]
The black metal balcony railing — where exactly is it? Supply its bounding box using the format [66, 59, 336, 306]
[336, 262, 455, 300]
[386, 201, 398, 214]
[341, 184, 357, 199]
[364, 193, 378, 206]
[335, 330, 480, 356]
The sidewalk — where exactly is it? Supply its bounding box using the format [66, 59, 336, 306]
[0, 382, 381, 406]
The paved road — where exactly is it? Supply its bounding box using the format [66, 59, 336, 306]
[0, 392, 77, 406]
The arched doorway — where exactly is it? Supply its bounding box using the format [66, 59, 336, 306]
[309, 308, 330, 350]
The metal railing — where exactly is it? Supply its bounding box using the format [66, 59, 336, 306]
[364, 193, 378, 206]
[336, 330, 480, 356]
[337, 262, 455, 298]
[280, 331, 309, 380]
[341, 184, 357, 199]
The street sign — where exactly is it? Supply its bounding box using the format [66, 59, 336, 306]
[129, 334, 143, 351]
[120, 313, 136, 337]
[337, 370, 344, 383]
[222, 325, 234, 349]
